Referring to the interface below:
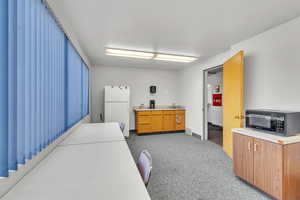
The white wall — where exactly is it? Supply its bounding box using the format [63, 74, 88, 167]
[91, 66, 179, 129]
[231, 16, 300, 112]
[178, 16, 300, 137]
[207, 72, 223, 126]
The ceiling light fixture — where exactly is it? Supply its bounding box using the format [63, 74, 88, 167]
[106, 48, 154, 59]
[105, 48, 198, 63]
[154, 54, 198, 63]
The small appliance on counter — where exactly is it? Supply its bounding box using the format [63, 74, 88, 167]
[246, 109, 300, 136]
[149, 100, 155, 109]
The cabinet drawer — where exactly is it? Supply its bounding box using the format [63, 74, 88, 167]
[163, 110, 175, 115]
[136, 116, 151, 124]
[151, 111, 163, 115]
[137, 124, 152, 133]
[136, 111, 152, 116]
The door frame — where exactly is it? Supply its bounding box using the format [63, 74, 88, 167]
[202, 65, 223, 141]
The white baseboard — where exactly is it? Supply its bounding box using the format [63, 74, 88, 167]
[0, 115, 90, 198]
[185, 128, 193, 136]
[208, 122, 223, 128]
[185, 127, 203, 138]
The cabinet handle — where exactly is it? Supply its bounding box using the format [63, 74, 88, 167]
[248, 142, 251, 152]
[254, 143, 257, 152]
[176, 115, 180, 124]
[234, 115, 245, 120]
[234, 115, 240, 119]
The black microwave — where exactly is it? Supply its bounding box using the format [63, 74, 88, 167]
[245, 109, 300, 136]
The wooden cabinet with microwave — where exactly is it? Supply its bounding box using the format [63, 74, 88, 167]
[233, 131, 300, 200]
[135, 110, 185, 134]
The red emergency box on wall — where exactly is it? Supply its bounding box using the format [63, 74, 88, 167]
[213, 94, 222, 106]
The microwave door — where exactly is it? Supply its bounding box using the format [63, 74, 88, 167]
[248, 114, 272, 130]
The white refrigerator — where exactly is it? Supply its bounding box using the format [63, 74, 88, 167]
[104, 85, 130, 137]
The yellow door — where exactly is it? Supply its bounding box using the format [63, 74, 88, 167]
[223, 51, 244, 158]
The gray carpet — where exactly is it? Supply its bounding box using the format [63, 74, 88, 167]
[126, 132, 272, 200]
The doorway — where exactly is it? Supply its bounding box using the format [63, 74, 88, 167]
[203, 66, 223, 147]
[203, 51, 244, 157]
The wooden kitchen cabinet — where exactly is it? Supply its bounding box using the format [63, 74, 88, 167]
[175, 111, 185, 131]
[163, 111, 176, 131]
[233, 134, 254, 185]
[283, 143, 300, 200]
[135, 110, 185, 134]
[151, 111, 163, 132]
[253, 139, 283, 199]
[233, 132, 300, 200]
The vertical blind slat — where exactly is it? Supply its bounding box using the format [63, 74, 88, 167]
[17, 0, 25, 165]
[64, 37, 68, 130]
[36, 0, 41, 152]
[45, 10, 49, 145]
[24, 0, 31, 161]
[8, 0, 18, 171]
[40, 2, 45, 149]
[30, 0, 36, 156]
[0, 0, 9, 177]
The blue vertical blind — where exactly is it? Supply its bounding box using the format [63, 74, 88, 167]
[82, 63, 89, 117]
[0, 0, 89, 178]
[67, 41, 83, 127]
[8, 0, 17, 171]
[0, 0, 9, 177]
[66, 42, 90, 127]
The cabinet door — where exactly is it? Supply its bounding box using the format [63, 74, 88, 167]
[253, 139, 283, 199]
[163, 114, 175, 131]
[175, 114, 185, 131]
[233, 134, 254, 184]
[152, 115, 163, 132]
[283, 143, 300, 200]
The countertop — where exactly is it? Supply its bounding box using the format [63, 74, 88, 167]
[2, 123, 151, 200]
[134, 106, 185, 111]
[59, 123, 125, 146]
[232, 128, 300, 145]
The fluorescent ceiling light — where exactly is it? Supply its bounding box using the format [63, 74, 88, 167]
[154, 54, 198, 63]
[105, 48, 198, 63]
[106, 48, 154, 59]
